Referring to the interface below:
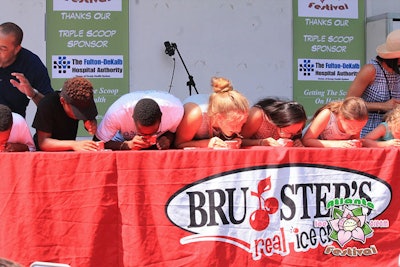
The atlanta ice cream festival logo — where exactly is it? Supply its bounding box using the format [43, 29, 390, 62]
[322, 197, 388, 257]
[166, 164, 391, 260]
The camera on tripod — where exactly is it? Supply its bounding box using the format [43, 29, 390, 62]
[164, 41, 176, 56]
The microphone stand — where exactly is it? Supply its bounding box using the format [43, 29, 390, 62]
[171, 43, 199, 95]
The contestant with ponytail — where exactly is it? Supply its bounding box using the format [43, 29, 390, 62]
[175, 77, 249, 149]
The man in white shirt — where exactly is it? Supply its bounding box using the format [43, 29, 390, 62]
[95, 91, 184, 150]
[0, 104, 35, 152]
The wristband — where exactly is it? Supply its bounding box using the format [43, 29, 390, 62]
[27, 89, 39, 100]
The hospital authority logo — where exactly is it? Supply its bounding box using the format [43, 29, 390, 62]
[299, 59, 314, 77]
[52, 55, 123, 79]
[166, 164, 391, 260]
[298, 58, 360, 81]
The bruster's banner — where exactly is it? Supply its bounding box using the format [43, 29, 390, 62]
[0, 148, 399, 266]
[293, 0, 365, 118]
[46, 0, 129, 135]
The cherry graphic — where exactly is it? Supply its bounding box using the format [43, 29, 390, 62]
[264, 197, 279, 214]
[249, 177, 279, 231]
[249, 208, 270, 231]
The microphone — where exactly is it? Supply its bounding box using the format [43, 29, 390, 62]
[164, 41, 175, 56]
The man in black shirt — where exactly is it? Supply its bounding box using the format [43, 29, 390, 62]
[33, 77, 98, 151]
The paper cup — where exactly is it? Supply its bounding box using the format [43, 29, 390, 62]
[96, 141, 105, 151]
[225, 140, 240, 149]
[351, 139, 362, 148]
[277, 138, 294, 147]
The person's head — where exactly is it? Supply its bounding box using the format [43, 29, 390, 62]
[207, 77, 249, 138]
[0, 104, 13, 150]
[0, 22, 23, 68]
[384, 105, 400, 139]
[376, 29, 400, 74]
[60, 77, 98, 122]
[315, 97, 368, 136]
[255, 98, 307, 139]
[133, 98, 162, 139]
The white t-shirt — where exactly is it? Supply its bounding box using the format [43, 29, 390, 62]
[96, 91, 184, 142]
[8, 113, 36, 151]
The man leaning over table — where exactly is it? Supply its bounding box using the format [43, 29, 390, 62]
[0, 104, 35, 152]
[32, 77, 98, 151]
[94, 90, 184, 150]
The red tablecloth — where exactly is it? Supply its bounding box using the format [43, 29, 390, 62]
[0, 147, 399, 266]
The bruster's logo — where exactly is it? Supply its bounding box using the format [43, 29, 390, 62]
[166, 165, 391, 260]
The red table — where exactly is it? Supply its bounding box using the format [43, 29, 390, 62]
[0, 147, 399, 266]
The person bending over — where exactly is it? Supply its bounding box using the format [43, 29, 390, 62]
[0, 104, 35, 152]
[363, 105, 400, 147]
[174, 77, 249, 149]
[32, 77, 98, 151]
[241, 98, 307, 147]
[95, 91, 184, 150]
[302, 97, 368, 148]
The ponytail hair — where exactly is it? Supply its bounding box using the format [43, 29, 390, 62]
[207, 77, 249, 118]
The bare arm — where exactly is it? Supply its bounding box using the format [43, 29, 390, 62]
[241, 107, 265, 146]
[346, 64, 375, 99]
[175, 103, 207, 148]
[363, 124, 400, 147]
[174, 103, 228, 149]
[10, 72, 45, 105]
[240, 107, 283, 147]
[37, 130, 98, 151]
[302, 110, 356, 148]
[347, 64, 400, 112]
[240, 107, 263, 138]
[302, 109, 331, 147]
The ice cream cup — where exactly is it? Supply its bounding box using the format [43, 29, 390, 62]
[225, 140, 240, 149]
[96, 141, 105, 151]
[351, 139, 362, 148]
[277, 138, 294, 147]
